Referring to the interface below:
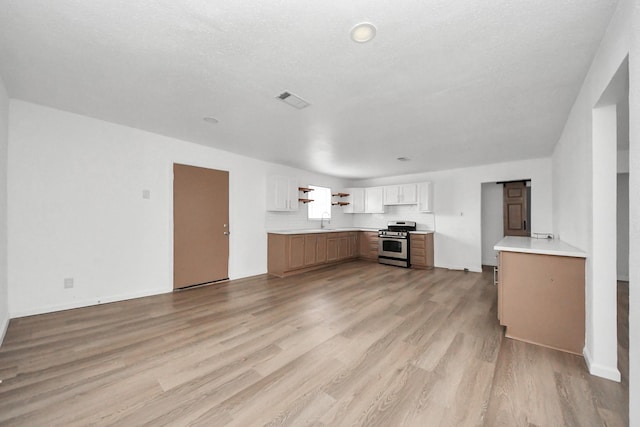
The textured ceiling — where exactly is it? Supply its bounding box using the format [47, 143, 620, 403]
[0, 0, 619, 179]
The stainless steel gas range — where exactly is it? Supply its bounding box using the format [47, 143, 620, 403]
[378, 221, 417, 267]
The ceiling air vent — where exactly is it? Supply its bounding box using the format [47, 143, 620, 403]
[276, 91, 310, 109]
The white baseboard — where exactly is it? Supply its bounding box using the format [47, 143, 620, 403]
[8, 272, 269, 319]
[9, 287, 170, 319]
[583, 346, 621, 382]
[0, 314, 9, 347]
[442, 264, 483, 273]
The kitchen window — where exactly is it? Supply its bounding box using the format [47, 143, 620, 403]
[307, 185, 331, 220]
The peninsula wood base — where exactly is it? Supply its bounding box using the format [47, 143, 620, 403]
[498, 251, 585, 355]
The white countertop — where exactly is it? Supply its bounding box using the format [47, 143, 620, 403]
[267, 228, 434, 235]
[494, 236, 586, 258]
[267, 228, 374, 235]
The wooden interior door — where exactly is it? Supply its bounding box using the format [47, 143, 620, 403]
[174, 164, 229, 289]
[503, 181, 529, 237]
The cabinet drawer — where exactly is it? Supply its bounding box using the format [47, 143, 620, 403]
[411, 247, 426, 257]
[410, 236, 426, 249]
[410, 256, 426, 266]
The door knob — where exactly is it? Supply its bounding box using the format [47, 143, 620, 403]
[224, 231, 230, 235]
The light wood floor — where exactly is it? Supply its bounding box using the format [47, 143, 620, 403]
[0, 262, 628, 426]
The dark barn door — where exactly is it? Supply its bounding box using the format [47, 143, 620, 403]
[503, 181, 529, 237]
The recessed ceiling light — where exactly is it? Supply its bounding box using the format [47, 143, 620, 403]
[203, 116, 219, 124]
[350, 22, 376, 43]
[397, 157, 410, 162]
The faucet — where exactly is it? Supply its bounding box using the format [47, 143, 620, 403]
[320, 211, 330, 229]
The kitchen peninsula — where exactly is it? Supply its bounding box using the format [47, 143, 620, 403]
[494, 236, 586, 355]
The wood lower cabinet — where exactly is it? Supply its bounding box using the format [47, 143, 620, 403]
[268, 232, 358, 277]
[498, 250, 585, 355]
[348, 233, 358, 258]
[326, 236, 338, 262]
[409, 233, 434, 269]
[338, 235, 349, 259]
[327, 232, 357, 262]
[269, 231, 434, 276]
[316, 234, 327, 263]
[359, 231, 379, 261]
[303, 234, 328, 266]
[288, 235, 306, 270]
[304, 235, 315, 266]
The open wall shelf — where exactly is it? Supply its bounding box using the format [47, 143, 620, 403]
[331, 192, 350, 207]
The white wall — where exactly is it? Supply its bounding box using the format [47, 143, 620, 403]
[481, 183, 503, 267]
[592, 103, 621, 382]
[551, 0, 633, 385]
[628, 1, 639, 424]
[352, 158, 553, 272]
[7, 101, 351, 317]
[618, 149, 629, 172]
[0, 75, 9, 343]
[617, 173, 629, 281]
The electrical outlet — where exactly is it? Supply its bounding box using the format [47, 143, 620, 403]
[64, 278, 74, 289]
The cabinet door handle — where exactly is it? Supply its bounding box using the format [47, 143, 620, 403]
[224, 231, 230, 236]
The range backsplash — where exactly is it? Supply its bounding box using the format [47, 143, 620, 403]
[265, 203, 354, 231]
[351, 204, 436, 231]
[265, 202, 435, 232]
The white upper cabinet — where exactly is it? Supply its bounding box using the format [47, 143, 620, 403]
[344, 186, 385, 214]
[365, 187, 385, 213]
[417, 182, 434, 212]
[266, 175, 299, 211]
[383, 186, 400, 205]
[345, 182, 432, 213]
[383, 184, 417, 205]
[344, 188, 365, 213]
[401, 184, 418, 204]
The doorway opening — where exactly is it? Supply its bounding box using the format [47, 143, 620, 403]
[588, 55, 628, 381]
[481, 182, 502, 268]
[481, 180, 532, 269]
